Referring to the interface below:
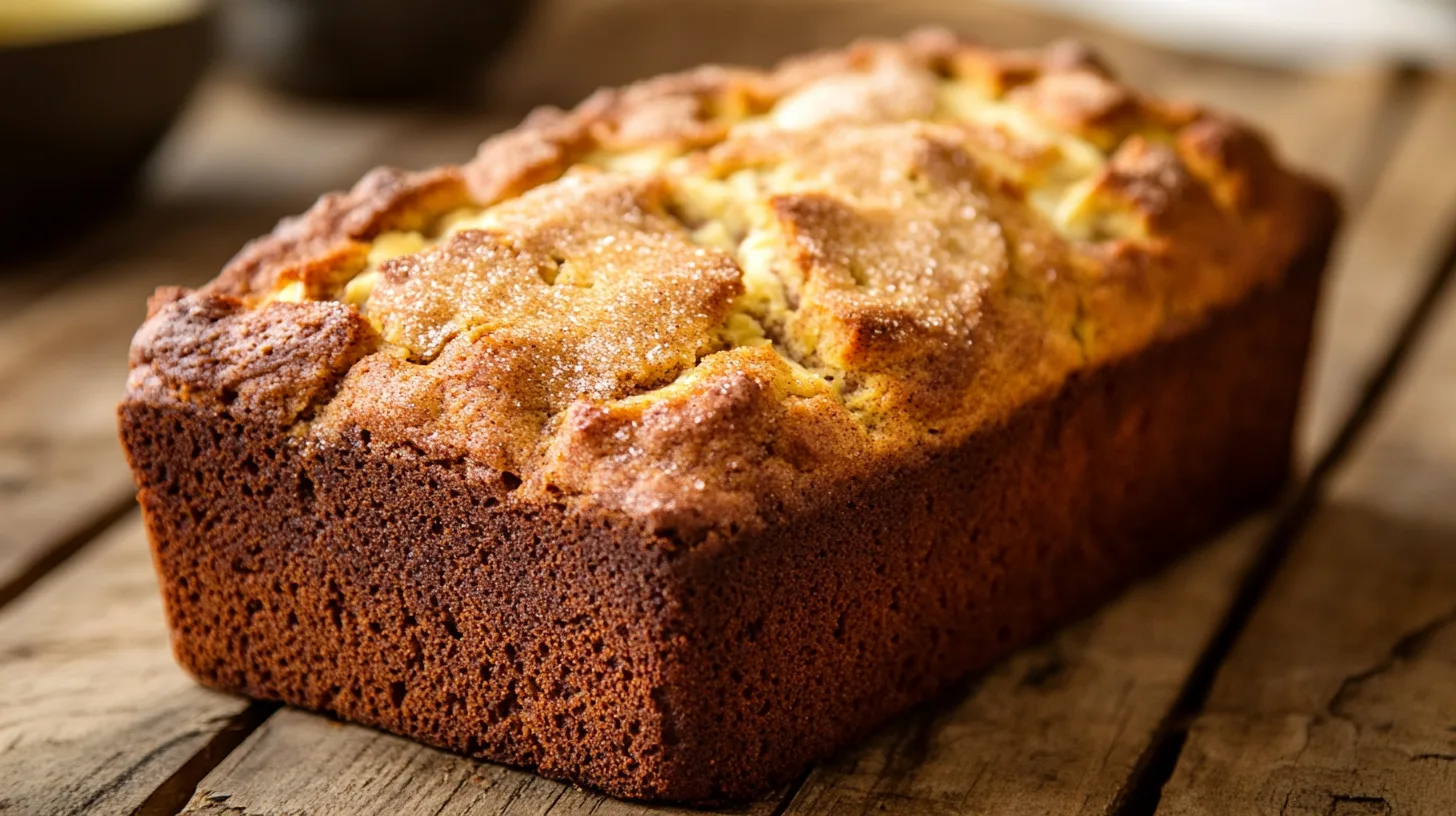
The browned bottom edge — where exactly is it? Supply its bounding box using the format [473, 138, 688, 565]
[119, 217, 1330, 803]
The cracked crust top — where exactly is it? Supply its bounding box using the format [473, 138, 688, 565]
[125, 29, 1335, 540]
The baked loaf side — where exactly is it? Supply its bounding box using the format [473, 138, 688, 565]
[133, 28, 1324, 538]
[120, 30, 1338, 803]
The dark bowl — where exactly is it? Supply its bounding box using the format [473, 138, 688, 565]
[0, 12, 212, 252]
[221, 0, 533, 102]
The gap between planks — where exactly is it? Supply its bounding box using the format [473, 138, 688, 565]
[1152, 134, 1456, 816]
[0, 515, 255, 816]
[133, 702, 283, 816]
[1114, 231, 1456, 815]
[1118, 73, 1456, 816]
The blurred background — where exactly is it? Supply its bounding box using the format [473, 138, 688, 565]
[2, 0, 1455, 259]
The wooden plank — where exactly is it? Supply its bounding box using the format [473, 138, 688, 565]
[1156, 239, 1456, 812]
[783, 520, 1268, 816]
[184, 707, 783, 816]
[1300, 79, 1456, 455]
[0, 514, 254, 816]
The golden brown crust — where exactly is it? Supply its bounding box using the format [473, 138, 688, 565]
[132, 29, 1334, 537]
[210, 166, 475, 303]
[129, 294, 379, 425]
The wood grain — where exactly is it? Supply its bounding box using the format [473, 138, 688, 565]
[0, 514, 252, 816]
[1155, 336, 1456, 816]
[1156, 85, 1456, 816]
[1155, 506, 1456, 816]
[184, 707, 785, 816]
[1301, 79, 1456, 458]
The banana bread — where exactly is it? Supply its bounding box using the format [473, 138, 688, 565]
[119, 30, 1338, 802]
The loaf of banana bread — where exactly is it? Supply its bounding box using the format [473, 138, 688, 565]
[119, 30, 1338, 802]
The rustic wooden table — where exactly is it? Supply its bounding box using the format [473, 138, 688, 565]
[3, 1, 1455, 814]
